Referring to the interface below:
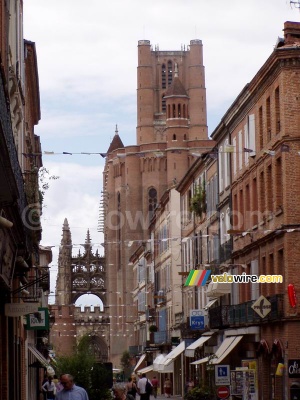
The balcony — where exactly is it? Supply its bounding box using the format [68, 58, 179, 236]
[153, 330, 170, 345]
[146, 307, 155, 322]
[209, 294, 284, 329]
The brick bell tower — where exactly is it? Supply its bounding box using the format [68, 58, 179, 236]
[103, 39, 212, 366]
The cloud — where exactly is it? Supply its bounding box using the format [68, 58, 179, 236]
[23, 0, 300, 301]
[40, 161, 104, 293]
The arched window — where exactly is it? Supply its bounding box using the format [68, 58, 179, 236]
[162, 64, 166, 89]
[117, 192, 121, 211]
[167, 104, 171, 119]
[178, 104, 181, 117]
[172, 104, 176, 118]
[168, 61, 172, 86]
[173, 134, 177, 141]
[148, 188, 157, 221]
[183, 104, 186, 118]
[162, 94, 166, 113]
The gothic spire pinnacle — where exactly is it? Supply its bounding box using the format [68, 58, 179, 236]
[61, 218, 72, 245]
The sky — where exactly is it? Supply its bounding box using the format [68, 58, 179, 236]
[23, 0, 300, 306]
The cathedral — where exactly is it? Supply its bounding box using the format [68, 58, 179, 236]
[102, 39, 212, 366]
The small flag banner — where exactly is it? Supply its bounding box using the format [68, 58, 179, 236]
[184, 270, 211, 286]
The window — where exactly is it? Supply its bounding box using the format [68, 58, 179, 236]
[158, 223, 169, 254]
[232, 137, 237, 176]
[259, 106, 263, 150]
[231, 266, 240, 305]
[138, 258, 146, 283]
[250, 260, 259, 300]
[172, 104, 176, 118]
[224, 140, 230, 188]
[259, 170, 265, 213]
[138, 290, 146, 312]
[267, 164, 273, 213]
[219, 146, 224, 192]
[266, 97, 271, 141]
[162, 64, 166, 89]
[252, 178, 258, 226]
[168, 61, 173, 86]
[220, 212, 225, 244]
[148, 188, 157, 221]
[238, 130, 243, 170]
[162, 95, 166, 113]
[275, 87, 280, 134]
[276, 157, 282, 209]
[247, 114, 256, 156]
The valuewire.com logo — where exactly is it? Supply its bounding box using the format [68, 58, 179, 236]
[184, 270, 283, 286]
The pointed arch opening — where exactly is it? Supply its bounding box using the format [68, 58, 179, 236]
[148, 187, 157, 221]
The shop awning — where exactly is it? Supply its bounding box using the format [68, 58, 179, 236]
[191, 335, 243, 365]
[206, 281, 231, 298]
[204, 298, 218, 310]
[153, 354, 174, 373]
[134, 353, 147, 371]
[158, 361, 173, 373]
[138, 365, 153, 374]
[185, 332, 215, 357]
[28, 344, 50, 367]
[163, 341, 185, 366]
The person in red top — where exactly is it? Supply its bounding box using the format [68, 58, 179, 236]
[151, 376, 159, 398]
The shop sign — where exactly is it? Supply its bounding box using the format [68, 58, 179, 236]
[190, 309, 208, 330]
[288, 359, 300, 378]
[144, 347, 160, 352]
[26, 307, 49, 330]
[251, 295, 271, 318]
[5, 302, 40, 317]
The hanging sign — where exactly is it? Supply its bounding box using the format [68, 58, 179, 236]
[288, 284, 297, 308]
[288, 360, 300, 378]
[251, 295, 271, 318]
[5, 302, 40, 317]
[26, 307, 49, 330]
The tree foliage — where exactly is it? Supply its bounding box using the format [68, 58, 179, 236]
[120, 350, 132, 379]
[54, 334, 111, 400]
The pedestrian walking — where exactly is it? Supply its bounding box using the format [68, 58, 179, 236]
[151, 376, 159, 398]
[113, 383, 134, 400]
[163, 378, 172, 398]
[137, 373, 152, 400]
[126, 377, 137, 399]
[55, 374, 89, 400]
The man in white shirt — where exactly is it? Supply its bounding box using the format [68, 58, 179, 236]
[137, 373, 152, 400]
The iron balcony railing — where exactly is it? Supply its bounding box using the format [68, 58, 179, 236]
[209, 294, 284, 329]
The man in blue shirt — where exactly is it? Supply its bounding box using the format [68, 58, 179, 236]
[55, 374, 89, 400]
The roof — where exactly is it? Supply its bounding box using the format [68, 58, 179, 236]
[164, 76, 188, 98]
[107, 132, 124, 154]
[107, 125, 124, 153]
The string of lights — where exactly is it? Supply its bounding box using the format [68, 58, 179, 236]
[21, 143, 300, 159]
[40, 227, 300, 250]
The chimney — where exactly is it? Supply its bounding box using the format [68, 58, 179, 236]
[283, 21, 300, 45]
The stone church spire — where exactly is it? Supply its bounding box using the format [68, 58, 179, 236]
[84, 229, 92, 255]
[55, 219, 73, 305]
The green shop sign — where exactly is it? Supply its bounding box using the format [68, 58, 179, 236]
[26, 307, 49, 330]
